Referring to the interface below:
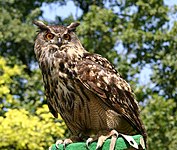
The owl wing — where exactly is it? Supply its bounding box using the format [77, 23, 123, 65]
[76, 53, 146, 137]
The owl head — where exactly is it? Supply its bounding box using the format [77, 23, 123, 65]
[33, 21, 84, 59]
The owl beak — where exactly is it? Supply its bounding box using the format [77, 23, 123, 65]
[57, 37, 62, 46]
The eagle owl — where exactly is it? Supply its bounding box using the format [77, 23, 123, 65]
[33, 21, 147, 149]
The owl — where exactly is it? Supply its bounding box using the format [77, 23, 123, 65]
[33, 20, 147, 150]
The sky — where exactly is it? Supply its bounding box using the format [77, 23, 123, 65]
[41, 1, 176, 86]
[41, 1, 82, 21]
[41, 0, 177, 21]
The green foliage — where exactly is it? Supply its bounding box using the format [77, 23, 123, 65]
[0, 57, 24, 114]
[142, 94, 177, 149]
[0, 56, 44, 114]
[151, 22, 177, 100]
[0, 0, 176, 149]
[115, 0, 177, 100]
[0, 0, 40, 69]
[0, 105, 66, 150]
[78, 6, 117, 52]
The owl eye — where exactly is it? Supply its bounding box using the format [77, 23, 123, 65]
[45, 33, 54, 40]
[63, 34, 71, 40]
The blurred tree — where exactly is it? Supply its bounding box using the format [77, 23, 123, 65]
[142, 94, 177, 150]
[0, 105, 66, 150]
[0, 56, 24, 115]
[0, 0, 176, 149]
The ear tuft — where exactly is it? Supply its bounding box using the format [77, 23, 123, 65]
[33, 20, 49, 30]
[67, 22, 80, 31]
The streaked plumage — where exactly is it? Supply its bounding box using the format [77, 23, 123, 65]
[33, 21, 147, 149]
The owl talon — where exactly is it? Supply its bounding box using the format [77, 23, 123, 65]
[55, 140, 63, 149]
[96, 136, 106, 149]
[96, 134, 111, 149]
[63, 139, 73, 148]
[55, 139, 73, 149]
[109, 130, 119, 150]
[86, 137, 94, 149]
[96, 130, 119, 150]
